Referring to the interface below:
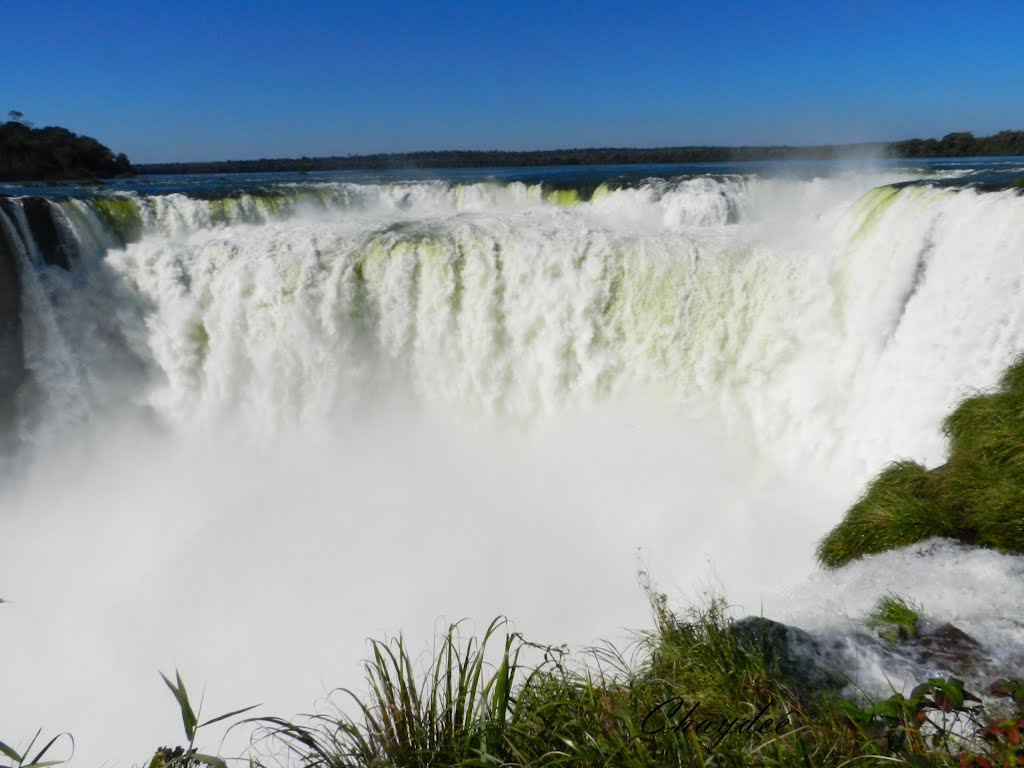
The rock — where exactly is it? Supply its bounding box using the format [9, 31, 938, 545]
[904, 622, 984, 669]
[0, 208, 24, 433]
[22, 197, 69, 270]
[729, 616, 844, 697]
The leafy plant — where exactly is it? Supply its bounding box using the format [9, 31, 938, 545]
[0, 601, 74, 768]
[148, 670, 260, 768]
[0, 731, 72, 768]
[990, 679, 1024, 710]
[252, 617, 533, 768]
[837, 677, 983, 759]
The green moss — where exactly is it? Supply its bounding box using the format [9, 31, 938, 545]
[253, 194, 293, 218]
[865, 593, 922, 644]
[544, 188, 580, 207]
[819, 353, 1024, 568]
[187, 319, 209, 375]
[1012, 175, 1024, 189]
[846, 185, 902, 245]
[590, 182, 612, 202]
[208, 198, 236, 225]
[91, 197, 143, 243]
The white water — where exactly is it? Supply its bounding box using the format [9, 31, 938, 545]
[2, 172, 1024, 764]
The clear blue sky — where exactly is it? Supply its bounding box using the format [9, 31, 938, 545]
[5, 0, 1024, 163]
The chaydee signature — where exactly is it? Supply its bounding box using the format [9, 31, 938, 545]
[641, 697, 795, 749]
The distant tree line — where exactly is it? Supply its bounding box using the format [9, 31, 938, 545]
[889, 130, 1024, 158]
[0, 113, 133, 181]
[3, 114, 1023, 182]
[133, 131, 1024, 175]
[133, 144, 862, 175]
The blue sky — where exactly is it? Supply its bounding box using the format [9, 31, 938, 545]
[5, 0, 1024, 162]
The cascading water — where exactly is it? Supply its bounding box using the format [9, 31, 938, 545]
[1, 167, 1023, 764]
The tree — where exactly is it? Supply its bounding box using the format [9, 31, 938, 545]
[8, 110, 23, 123]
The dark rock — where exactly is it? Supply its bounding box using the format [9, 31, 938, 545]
[904, 622, 984, 669]
[22, 197, 70, 270]
[729, 616, 844, 697]
[0, 208, 24, 433]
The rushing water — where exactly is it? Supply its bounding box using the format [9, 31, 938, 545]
[1, 159, 1023, 764]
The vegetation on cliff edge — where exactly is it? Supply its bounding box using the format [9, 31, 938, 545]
[818, 353, 1024, 568]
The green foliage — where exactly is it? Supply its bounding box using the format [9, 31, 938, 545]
[251, 618, 528, 768]
[119, 130, 1024, 176]
[866, 593, 923, 644]
[149, 670, 259, 768]
[1012, 175, 1024, 189]
[836, 677, 984, 760]
[892, 130, 1024, 159]
[133, 144, 854, 175]
[0, 730, 72, 768]
[0, 121, 132, 182]
[0, 596, 72, 767]
[9, 589, 1024, 767]
[989, 678, 1024, 710]
[817, 460, 950, 567]
[254, 589, 880, 768]
[819, 353, 1024, 567]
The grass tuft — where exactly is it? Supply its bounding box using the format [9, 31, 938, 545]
[865, 593, 922, 644]
[252, 586, 878, 767]
[818, 353, 1024, 567]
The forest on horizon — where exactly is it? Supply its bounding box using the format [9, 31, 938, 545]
[133, 131, 1024, 175]
[3, 113, 1023, 182]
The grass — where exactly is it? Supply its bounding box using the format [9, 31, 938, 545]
[243, 589, 1024, 767]
[248, 589, 891, 768]
[818, 353, 1024, 567]
[865, 593, 922, 644]
[6, 587, 1024, 767]
[0, 729, 73, 768]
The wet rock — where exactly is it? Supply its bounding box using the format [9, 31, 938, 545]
[0, 212, 24, 432]
[729, 616, 844, 697]
[22, 197, 69, 269]
[905, 622, 985, 669]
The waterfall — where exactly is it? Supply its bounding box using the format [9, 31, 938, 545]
[1, 170, 1022, 765]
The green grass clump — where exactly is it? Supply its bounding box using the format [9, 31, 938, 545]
[12, 586, 1022, 768]
[817, 460, 951, 567]
[252, 618, 526, 768]
[818, 353, 1024, 567]
[0, 729, 72, 768]
[865, 593, 922, 644]
[247, 593, 1024, 767]
[255, 589, 879, 768]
